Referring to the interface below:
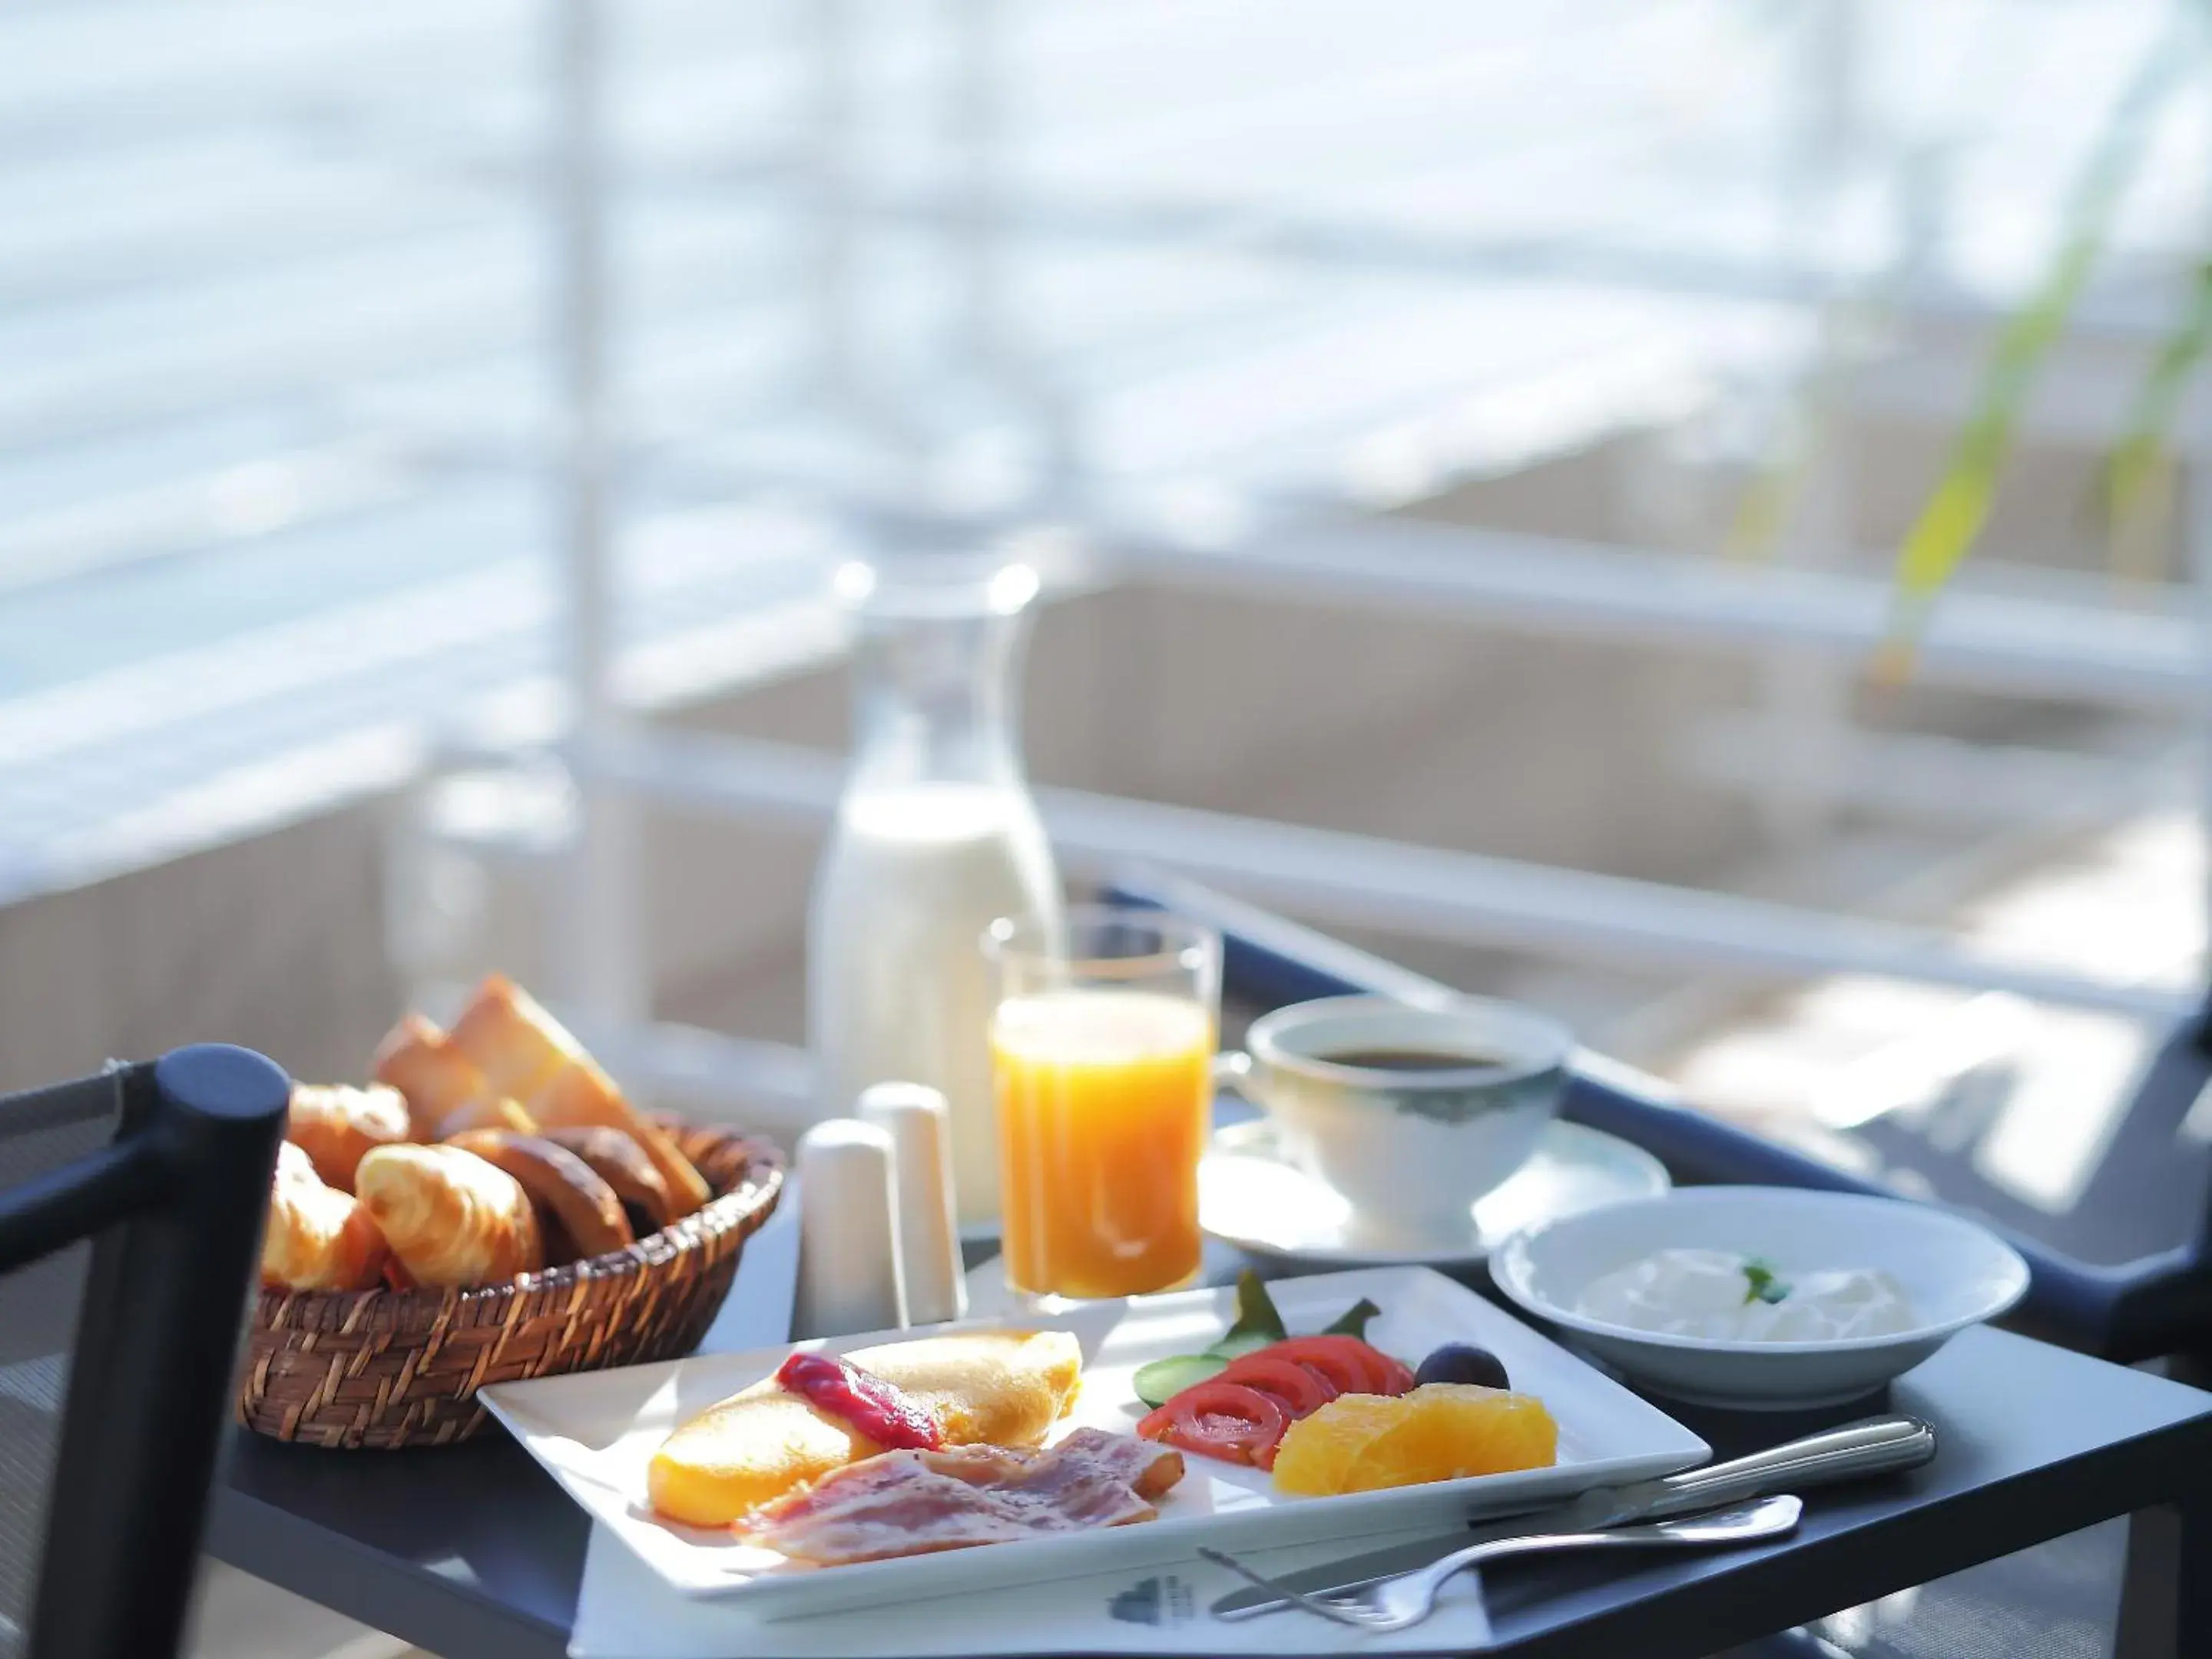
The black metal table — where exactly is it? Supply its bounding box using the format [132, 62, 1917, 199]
[208, 1195, 2212, 1659]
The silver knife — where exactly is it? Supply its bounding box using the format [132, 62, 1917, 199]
[1210, 1412, 1936, 1620]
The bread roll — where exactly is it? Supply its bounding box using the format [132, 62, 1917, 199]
[447, 975, 583, 1100]
[446, 1129, 634, 1262]
[541, 1127, 674, 1233]
[373, 1014, 495, 1141]
[354, 1144, 542, 1287]
[648, 1330, 1084, 1527]
[532, 1061, 710, 1217]
[286, 1082, 409, 1191]
[263, 1142, 388, 1291]
[445, 974, 710, 1215]
[435, 1095, 538, 1139]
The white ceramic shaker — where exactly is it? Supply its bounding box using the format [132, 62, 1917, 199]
[790, 1119, 908, 1339]
[859, 1082, 968, 1326]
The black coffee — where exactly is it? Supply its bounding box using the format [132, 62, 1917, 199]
[1321, 1047, 1504, 1071]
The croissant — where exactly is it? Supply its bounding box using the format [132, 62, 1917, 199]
[263, 1142, 388, 1291]
[372, 1013, 497, 1141]
[448, 974, 710, 1217]
[354, 1144, 542, 1287]
[287, 1082, 409, 1190]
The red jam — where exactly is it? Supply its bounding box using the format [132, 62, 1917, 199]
[775, 1351, 944, 1450]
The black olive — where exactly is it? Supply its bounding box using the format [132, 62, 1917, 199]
[1413, 1342, 1510, 1391]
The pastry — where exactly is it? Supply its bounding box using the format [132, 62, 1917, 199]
[372, 1014, 496, 1141]
[648, 1330, 1084, 1527]
[354, 1144, 542, 1287]
[447, 974, 584, 1100]
[286, 1082, 410, 1191]
[532, 1061, 710, 1217]
[434, 1095, 538, 1140]
[446, 973, 710, 1216]
[446, 1129, 634, 1263]
[262, 1142, 388, 1292]
[541, 1125, 674, 1234]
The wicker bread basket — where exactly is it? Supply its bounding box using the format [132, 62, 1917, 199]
[239, 1122, 784, 1449]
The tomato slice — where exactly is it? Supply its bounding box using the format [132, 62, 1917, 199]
[1136, 1379, 1289, 1466]
[1260, 1336, 1398, 1397]
[1373, 1351, 1418, 1396]
[1217, 1353, 1336, 1418]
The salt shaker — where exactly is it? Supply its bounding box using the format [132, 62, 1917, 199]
[859, 1082, 969, 1326]
[791, 1118, 908, 1339]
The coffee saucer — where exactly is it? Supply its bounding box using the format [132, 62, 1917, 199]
[1200, 1118, 1669, 1268]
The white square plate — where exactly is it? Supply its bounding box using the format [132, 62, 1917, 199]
[481, 1265, 1707, 1620]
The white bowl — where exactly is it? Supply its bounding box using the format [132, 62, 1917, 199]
[1490, 1187, 2031, 1409]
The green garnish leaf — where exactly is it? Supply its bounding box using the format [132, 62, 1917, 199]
[1741, 1258, 1793, 1306]
[1321, 1296, 1382, 1339]
[1208, 1269, 1288, 1357]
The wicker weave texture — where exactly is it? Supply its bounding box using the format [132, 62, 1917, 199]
[238, 1126, 783, 1449]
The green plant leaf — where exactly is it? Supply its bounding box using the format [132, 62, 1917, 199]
[1723, 425, 1806, 565]
[2098, 259, 2212, 538]
[1888, 21, 2196, 658]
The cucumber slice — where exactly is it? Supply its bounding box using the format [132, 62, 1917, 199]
[1133, 1352, 1229, 1409]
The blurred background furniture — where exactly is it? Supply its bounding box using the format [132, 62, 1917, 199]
[5, 0, 2210, 1133]
[0, 1046, 289, 1659]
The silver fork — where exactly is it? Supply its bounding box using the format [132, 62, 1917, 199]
[1200, 1493, 1802, 1633]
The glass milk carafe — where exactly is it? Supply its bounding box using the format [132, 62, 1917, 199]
[806, 556, 1061, 1228]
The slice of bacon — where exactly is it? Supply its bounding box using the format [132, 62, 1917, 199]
[741, 1428, 1186, 1566]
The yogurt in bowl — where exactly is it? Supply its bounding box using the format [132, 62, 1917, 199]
[1492, 1187, 2031, 1409]
[1574, 1248, 1919, 1344]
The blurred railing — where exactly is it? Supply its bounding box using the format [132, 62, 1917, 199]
[2, 0, 2208, 1108]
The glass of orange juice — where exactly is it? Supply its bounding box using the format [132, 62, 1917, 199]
[985, 906, 1221, 1303]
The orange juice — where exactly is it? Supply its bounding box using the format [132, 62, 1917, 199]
[991, 988, 1213, 1300]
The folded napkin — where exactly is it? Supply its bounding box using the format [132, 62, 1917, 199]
[568, 1518, 1492, 1658]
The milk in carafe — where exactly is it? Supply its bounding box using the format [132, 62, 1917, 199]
[810, 783, 1057, 1222]
[806, 558, 1061, 1227]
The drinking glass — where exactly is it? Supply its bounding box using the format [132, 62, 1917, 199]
[985, 905, 1222, 1302]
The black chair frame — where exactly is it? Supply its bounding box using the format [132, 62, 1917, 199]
[0, 1045, 286, 1659]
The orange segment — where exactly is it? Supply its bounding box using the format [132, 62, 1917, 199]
[1267, 1392, 1399, 1490]
[1270, 1383, 1558, 1496]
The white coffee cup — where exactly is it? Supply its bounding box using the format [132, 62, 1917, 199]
[1217, 995, 1571, 1242]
